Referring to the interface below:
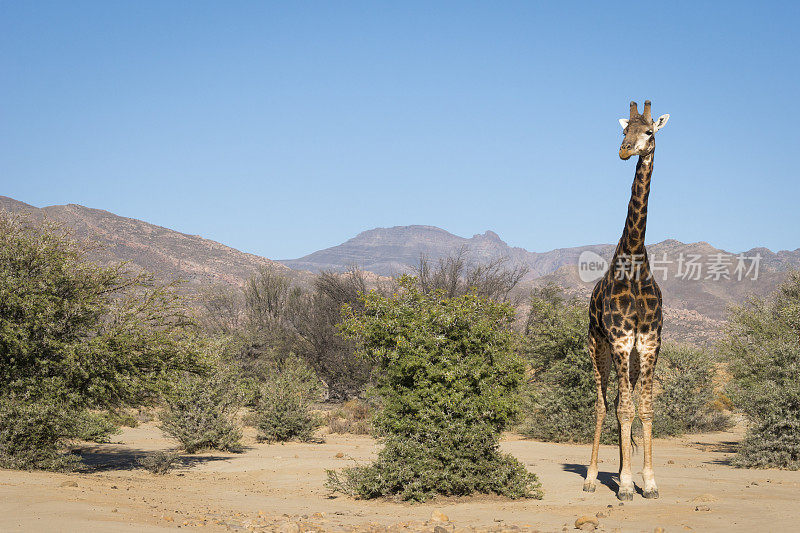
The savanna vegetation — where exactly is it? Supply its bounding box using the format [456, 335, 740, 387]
[722, 271, 800, 469]
[2, 211, 798, 484]
[520, 284, 730, 444]
[326, 277, 542, 501]
[0, 216, 202, 470]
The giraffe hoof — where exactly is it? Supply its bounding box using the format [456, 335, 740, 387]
[617, 488, 634, 501]
[582, 482, 596, 493]
[643, 488, 660, 499]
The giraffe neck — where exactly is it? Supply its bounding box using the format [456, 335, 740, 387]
[616, 150, 654, 258]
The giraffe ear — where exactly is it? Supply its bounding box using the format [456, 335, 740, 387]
[653, 114, 670, 132]
[618, 119, 629, 130]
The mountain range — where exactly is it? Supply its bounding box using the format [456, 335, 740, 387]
[3, 195, 798, 345]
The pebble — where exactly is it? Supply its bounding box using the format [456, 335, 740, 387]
[575, 515, 599, 530]
[434, 526, 448, 533]
[694, 505, 711, 512]
[335, 452, 345, 458]
[276, 521, 301, 533]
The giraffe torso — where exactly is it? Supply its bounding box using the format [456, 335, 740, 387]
[589, 255, 663, 346]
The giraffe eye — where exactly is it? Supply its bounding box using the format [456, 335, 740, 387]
[646, 130, 653, 135]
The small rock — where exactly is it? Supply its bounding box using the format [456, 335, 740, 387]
[112, 508, 118, 513]
[434, 526, 448, 533]
[59, 481, 78, 488]
[110, 485, 118, 489]
[694, 505, 711, 512]
[575, 516, 599, 529]
[618, 502, 624, 506]
[667, 460, 675, 464]
[335, 452, 345, 458]
[692, 494, 717, 503]
[595, 511, 607, 518]
[431, 510, 449, 522]
[276, 521, 300, 533]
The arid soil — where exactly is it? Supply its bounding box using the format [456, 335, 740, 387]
[1, 424, 798, 532]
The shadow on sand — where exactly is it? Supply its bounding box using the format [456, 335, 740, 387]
[561, 463, 644, 496]
[74, 445, 241, 472]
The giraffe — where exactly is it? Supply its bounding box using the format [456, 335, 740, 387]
[582, 100, 670, 501]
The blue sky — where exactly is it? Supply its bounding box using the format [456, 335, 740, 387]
[2, 1, 798, 259]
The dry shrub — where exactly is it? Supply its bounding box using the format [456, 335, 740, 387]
[325, 400, 372, 435]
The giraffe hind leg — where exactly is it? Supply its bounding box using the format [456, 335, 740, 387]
[583, 330, 611, 493]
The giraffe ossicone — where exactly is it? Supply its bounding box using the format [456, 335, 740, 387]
[582, 99, 670, 501]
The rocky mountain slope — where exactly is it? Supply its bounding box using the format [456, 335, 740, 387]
[284, 225, 800, 345]
[4, 196, 797, 345]
[281, 225, 613, 279]
[0, 196, 303, 290]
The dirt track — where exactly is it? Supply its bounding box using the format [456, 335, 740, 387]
[1, 423, 798, 532]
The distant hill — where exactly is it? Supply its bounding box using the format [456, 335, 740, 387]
[282, 224, 800, 345]
[0, 196, 305, 290]
[3, 197, 798, 346]
[280, 224, 612, 279]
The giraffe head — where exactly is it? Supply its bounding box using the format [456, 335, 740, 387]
[618, 100, 669, 160]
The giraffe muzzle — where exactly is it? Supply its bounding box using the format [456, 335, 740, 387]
[619, 146, 634, 160]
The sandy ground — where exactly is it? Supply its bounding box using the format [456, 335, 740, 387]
[1, 423, 798, 533]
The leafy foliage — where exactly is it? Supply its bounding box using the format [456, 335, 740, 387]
[327, 278, 542, 501]
[723, 271, 800, 469]
[521, 285, 615, 443]
[521, 285, 727, 443]
[653, 345, 730, 436]
[159, 366, 244, 453]
[0, 395, 79, 471]
[254, 357, 322, 443]
[0, 215, 202, 469]
[73, 410, 122, 444]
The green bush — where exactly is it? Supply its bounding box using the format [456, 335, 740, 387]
[255, 358, 322, 443]
[74, 411, 122, 444]
[0, 396, 78, 471]
[521, 285, 728, 443]
[326, 277, 542, 502]
[159, 371, 243, 453]
[723, 271, 800, 469]
[653, 345, 730, 437]
[521, 285, 615, 443]
[0, 215, 202, 469]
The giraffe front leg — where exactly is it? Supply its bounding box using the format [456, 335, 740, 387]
[613, 337, 636, 501]
[638, 339, 660, 499]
